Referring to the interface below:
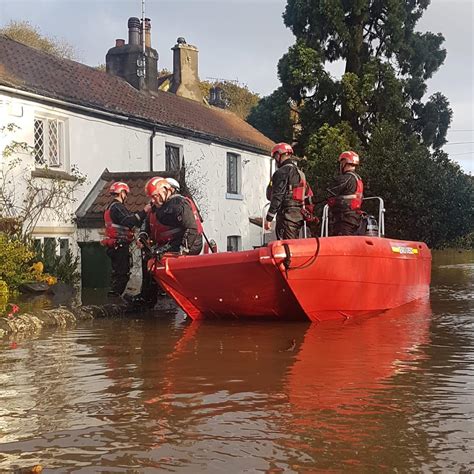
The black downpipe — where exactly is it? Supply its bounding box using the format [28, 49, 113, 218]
[149, 127, 157, 171]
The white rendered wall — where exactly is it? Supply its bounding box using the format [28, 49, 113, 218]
[1, 92, 272, 253]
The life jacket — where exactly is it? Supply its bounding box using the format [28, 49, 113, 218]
[102, 201, 134, 247]
[150, 196, 203, 246]
[328, 172, 364, 211]
[148, 210, 179, 246]
[266, 163, 313, 205]
[289, 167, 317, 221]
[289, 167, 309, 203]
[184, 197, 204, 234]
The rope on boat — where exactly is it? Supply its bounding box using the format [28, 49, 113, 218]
[282, 236, 321, 274]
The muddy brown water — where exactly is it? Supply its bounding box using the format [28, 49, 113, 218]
[1, 250, 473, 472]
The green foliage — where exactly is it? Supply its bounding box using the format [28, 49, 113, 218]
[33, 240, 80, 285]
[277, 0, 451, 148]
[201, 80, 260, 120]
[247, 87, 294, 143]
[250, 0, 473, 248]
[363, 122, 474, 247]
[304, 122, 361, 199]
[0, 20, 77, 60]
[0, 233, 35, 289]
[448, 232, 474, 250]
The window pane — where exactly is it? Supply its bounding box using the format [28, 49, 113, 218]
[48, 119, 60, 166]
[34, 119, 45, 165]
[165, 145, 180, 171]
[59, 238, 69, 259]
[227, 235, 241, 252]
[227, 153, 239, 194]
[44, 237, 57, 267]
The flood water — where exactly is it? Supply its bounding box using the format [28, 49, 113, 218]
[1, 250, 473, 472]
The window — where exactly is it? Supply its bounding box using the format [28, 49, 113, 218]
[34, 117, 65, 168]
[165, 144, 181, 171]
[33, 237, 70, 261]
[227, 235, 241, 252]
[226, 152, 241, 195]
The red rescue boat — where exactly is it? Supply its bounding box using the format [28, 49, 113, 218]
[150, 235, 431, 322]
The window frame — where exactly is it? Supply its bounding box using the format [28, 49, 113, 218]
[33, 236, 70, 259]
[226, 152, 242, 199]
[226, 235, 241, 252]
[34, 116, 67, 170]
[165, 143, 182, 172]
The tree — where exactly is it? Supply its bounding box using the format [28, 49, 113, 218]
[249, 0, 473, 248]
[201, 80, 260, 120]
[247, 87, 294, 143]
[279, 0, 451, 149]
[0, 20, 76, 60]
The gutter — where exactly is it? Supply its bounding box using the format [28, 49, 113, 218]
[0, 85, 272, 156]
[0, 85, 129, 121]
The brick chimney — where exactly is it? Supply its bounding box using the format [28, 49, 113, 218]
[106, 17, 158, 91]
[169, 37, 203, 102]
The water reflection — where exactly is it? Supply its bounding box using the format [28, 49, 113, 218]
[2, 284, 474, 471]
[287, 299, 431, 413]
[147, 301, 433, 470]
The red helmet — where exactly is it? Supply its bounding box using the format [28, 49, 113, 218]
[144, 176, 164, 197]
[338, 151, 360, 165]
[271, 142, 293, 158]
[109, 181, 130, 194]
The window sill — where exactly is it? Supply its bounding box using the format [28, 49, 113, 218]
[226, 193, 243, 201]
[32, 168, 76, 181]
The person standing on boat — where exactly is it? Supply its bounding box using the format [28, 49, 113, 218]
[327, 151, 364, 236]
[148, 178, 203, 255]
[101, 182, 151, 297]
[264, 143, 313, 240]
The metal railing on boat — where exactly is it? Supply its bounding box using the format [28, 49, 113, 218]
[321, 196, 386, 238]
[261, 196, 385, 245]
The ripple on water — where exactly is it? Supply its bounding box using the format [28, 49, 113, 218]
[1, 261, 474, 472]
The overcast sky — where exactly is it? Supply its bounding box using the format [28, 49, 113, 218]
[0, 0, 472, 173]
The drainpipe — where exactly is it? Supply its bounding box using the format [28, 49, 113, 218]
[149, 126, 157, 171]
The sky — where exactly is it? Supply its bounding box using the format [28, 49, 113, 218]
[0, 0, 472, 173]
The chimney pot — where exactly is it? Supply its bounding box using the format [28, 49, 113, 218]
[106, 17, 159, 92]
[144, 18, 152, 48]
[128, 17, 141, 45]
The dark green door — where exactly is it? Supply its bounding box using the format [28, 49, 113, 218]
[79, 242, 111, 288]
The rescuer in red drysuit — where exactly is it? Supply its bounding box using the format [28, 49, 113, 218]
[327, 151, 364, 236]
[102, 181, 150, 297]
[264, 142, 315, 240]
[132, 177, 203, 307]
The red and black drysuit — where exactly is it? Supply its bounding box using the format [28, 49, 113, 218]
[137, 195, 203, 305]
[327, 171, 364, 236]
[103, 200, 146, 295]
[265, 159, 313, 240]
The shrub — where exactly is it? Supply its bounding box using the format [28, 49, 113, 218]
[32, 240, 80, 285]
[0, 232, 35, 289]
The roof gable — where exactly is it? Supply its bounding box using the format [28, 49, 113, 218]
[0, 35, 274, 154]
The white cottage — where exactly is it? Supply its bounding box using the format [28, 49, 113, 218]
[0, 20, 274, 288]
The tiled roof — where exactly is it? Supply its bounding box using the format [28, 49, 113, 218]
[0, 36, 274, 154]
[76, 170, 183, 228]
